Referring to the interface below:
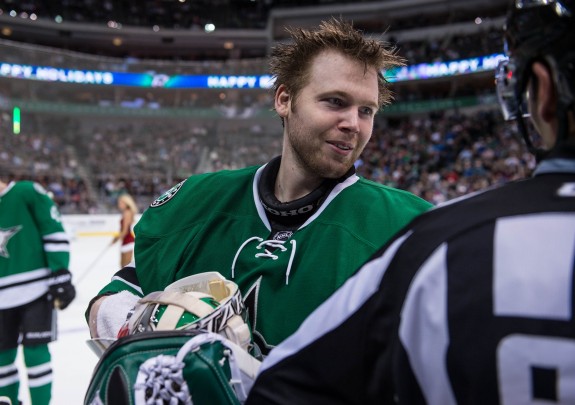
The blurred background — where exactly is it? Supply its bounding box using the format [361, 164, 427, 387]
[0, 0, 529, 214]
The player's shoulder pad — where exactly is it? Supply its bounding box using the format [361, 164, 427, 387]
[148, 167, 258, 210]
[32, 182, 50, 196]
[13, 180, 50, 198]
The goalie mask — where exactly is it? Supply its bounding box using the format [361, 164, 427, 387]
[117, 272, 253, 352]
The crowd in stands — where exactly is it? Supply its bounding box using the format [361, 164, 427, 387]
[392, 26, 504, 65]
[0, 1, 526, 214]
[86, 122, 213, 210]
[0, 123, 93, 212]
[356, 109, 535, 205]
[0, 106, 535, 214]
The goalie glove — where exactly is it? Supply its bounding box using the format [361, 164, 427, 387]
[85, 331, 261, 405]
[48, 269, 76, 309]
[117, 272, 254, 353]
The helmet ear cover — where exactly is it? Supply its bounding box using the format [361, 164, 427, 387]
[118, 272, 253, 352]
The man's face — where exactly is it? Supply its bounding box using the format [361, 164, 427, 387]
[277, 49, 379, 180]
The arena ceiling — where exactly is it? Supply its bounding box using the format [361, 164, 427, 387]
[0, 0, 508, 60]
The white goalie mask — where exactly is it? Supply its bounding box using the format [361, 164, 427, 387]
[117, 272, 253, 352]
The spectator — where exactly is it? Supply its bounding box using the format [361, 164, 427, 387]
[110, 193, 138, 267]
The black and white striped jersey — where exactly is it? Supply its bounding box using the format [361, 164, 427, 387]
[246, 157, 575, 405]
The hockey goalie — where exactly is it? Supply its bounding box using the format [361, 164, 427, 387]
[85, 272, 261, 405]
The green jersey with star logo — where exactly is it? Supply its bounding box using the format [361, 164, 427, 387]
[0, 181, 70, 309]
[96, 164, 432, 353]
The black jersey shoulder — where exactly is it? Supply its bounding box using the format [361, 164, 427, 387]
[413, 174, 575, 242]
[371, 173, 575, 281]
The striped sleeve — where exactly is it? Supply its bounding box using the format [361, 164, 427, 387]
[26, 182, 70, 271]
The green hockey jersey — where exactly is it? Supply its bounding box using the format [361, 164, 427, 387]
[98, 164, 432, 350]
[0, 181, 70, 309]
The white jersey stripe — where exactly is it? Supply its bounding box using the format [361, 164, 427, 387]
[494, 214, 575, 320]
[299, 174, 359, 229]
[399, 243, 456, 405]
[0, 373, 19, 388]
[43, 231, 70, 252]
[27, 362, 52, 375]
[42, 232, 69, 241]
[28, 373, 53, 387]
[0, 268, 50, 287]
[43, 244, 70, 252]
[0, 363, 17, 375]
[0, 363, 19, 388]
[261, 232, 411, 372]
[111, 275, 143, 295]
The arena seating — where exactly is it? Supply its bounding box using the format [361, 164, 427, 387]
[0, 0, 527, 213]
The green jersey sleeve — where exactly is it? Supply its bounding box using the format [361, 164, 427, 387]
[22, 181, 70, 272]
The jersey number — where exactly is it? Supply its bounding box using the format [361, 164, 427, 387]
[494, 216, 575, 404]
[498, 335, 575, 404]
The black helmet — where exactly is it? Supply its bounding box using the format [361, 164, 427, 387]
[495, 0, 575, 157]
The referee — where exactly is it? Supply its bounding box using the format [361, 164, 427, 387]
[246, 0, 575, 404]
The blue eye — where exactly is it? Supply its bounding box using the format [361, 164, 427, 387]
[327, 98, 344, 106]
[360, 107, 374, 116]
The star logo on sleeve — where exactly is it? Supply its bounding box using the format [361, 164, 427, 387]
[0, 225, 22, 258]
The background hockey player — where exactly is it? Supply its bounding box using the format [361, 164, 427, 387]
[246, 0, 575, 403]
[0, 177, 76, 405]
[86, 17, 432, 358]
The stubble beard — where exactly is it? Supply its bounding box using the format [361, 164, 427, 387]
[287, 127, 359, 180]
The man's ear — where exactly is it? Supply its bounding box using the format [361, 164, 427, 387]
[532, 62, 556, 123]
[274, 84, 291, 119]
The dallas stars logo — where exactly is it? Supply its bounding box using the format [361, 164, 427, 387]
[150, 179, 187, 208]
[0, 225, 22, 258]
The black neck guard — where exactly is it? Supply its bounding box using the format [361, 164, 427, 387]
[258, 156, 355, 231]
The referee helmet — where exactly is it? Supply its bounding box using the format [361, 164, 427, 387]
[496, 0, 575, 157]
